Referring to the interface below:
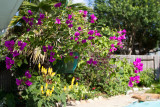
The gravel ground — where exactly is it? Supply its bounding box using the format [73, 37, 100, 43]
[67, 88, 150, 107]
[67, 95, 138, 107]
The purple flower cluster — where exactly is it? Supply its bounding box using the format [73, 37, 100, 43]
[16, 79, 23, 86]
[55, 18, 61, 24]
[16, 70, 32, 86]
[43, 46, 47, 52]
[37, 13, 45, 25]
[83, 11, 88, 17]
[79, 10, 88, 17]
[66, 14, 73, 28]
[109, 29, 127, 53]
[128, 76, 140, 87]
[69, 52, 73, 56]
[54, 2, 62, 8]
[28, 10, 33, 15]
[43, 45, 53, 52]
[133, 58, 143, 73]
[5, 40, 15, 52]
[128, 58, 143, 87]
[109, 44, 117, 53]
[88, 30, 94, 35]
[74, 56, 78, 59]
[25, 70, 32, 79]
[87, 58, 97, 65]
[5, 57, 14, 69]
[90, 14, 97, 23]
[18, 41, 27, 51]
[25, 80, 32, 86]
[13, 50, 20, 57]
[49, 52, 56, 62]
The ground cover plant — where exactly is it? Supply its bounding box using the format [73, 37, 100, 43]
[1, 1, 144, 107]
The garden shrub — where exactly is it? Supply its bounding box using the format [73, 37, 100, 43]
[1, 1, 144, 106]
[138, 69, 154, 87]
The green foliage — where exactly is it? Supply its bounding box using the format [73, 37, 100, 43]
[75, 53, 136, 96]
[22, 73, 66, 107]
[0, 92, 15, 107]
[94, 0, 160, 54]
[146, 83, 160, 94]
[138, 69, 154, 87]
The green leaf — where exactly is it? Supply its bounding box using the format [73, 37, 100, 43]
[24, 58, 28, 64]
[109, 58, 116, 65]
[17, 60, 22, 67]
[38, 100, 43, 107]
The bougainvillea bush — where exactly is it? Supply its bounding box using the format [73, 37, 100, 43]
[2, 2, 143, 106]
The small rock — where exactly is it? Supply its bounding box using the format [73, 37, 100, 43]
[143, 87, 150, 90]
[126, 90, 133, 95]
[80, 100, 87, 104]
[93, 97, 99, 101]
[75, 101, 81, 105]
[133, 88, 139, 91]
[87, 99, 94, 103]
[70, 101, 76, 106]
[98, 96, 103, 100]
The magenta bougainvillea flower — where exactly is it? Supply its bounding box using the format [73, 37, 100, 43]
[50, 52, 55, 57]
[133, 58, 143, 73]
[16, 79, 23, 86]
[88, 30, 94, 35]
[25, 80, 32, 86]
[5, 57, 14, 69]
[70, 36, 73, 40]
[128, 76, 140, 87]
[87, 58, 93, 64]
[49, 56, 56, 62]
[18, 41, 27, 51]
[48, 45, 53, 50]
[95, 32, 102, 37]
[87, 58, 97, 65]
[82, 39, 86, 43]
[54, 2, 62, 8]
[79, 10, 83, 14]
[92, 61, 97, 65]
[111, 44, 114, 47]
[74, 56, 78, 59]
[37, 18, 42, 25]
[75, 37, 79, 41]
[27, 28, 30, 32]
[68, 14, 72, 19]
[109, 35, 117, 40]
[128, 80, 133, 87]
[90, 14, 97, 23]
[22, 16, 29, 23]
[88, 36, 95, 40]
[28, 10, 33, 15]
[43, 46, 47, 52]
[68, 24, 73, 28]
[5, 40, 15, 52]
[25, 70, 32, 79]
[109, 46, 117, 53]
[66, 20, 71, 24]
[55, 18, 61, 24]
[29, 21, 33, 26]
[69, 52, 73, 56]
[13, 50, 19, 57]
[78, 27, 81, 31]
[75, 31, 80, 37]
[40, 13, 45, 19]
[83, 10, 88, 17]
